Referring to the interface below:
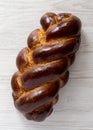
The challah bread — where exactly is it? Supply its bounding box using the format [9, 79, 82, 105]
[11, 12, 81, 121]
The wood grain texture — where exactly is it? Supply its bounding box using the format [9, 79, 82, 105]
[0, 0, 93, 130]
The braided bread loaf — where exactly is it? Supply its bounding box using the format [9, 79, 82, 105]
[11, 12, 81, 122]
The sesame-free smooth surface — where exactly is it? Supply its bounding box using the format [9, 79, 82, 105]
[0, 0, 93, 130]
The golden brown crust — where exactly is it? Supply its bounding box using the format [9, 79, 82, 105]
[16, 48, 29, 70]
[27, 29, 40, 48]
[11, 12, 81, 121]
[21, 59, 68, 90]
[25, 102, 53, 121]
[15, 80, 59, 113]
[32, 37, 79, 63]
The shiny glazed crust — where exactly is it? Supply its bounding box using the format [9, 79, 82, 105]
[11, 12, 81, 121]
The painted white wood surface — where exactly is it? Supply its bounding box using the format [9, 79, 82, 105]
[0, 0, 93, 130]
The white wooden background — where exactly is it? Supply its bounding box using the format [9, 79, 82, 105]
[0, 0, 93, 130]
